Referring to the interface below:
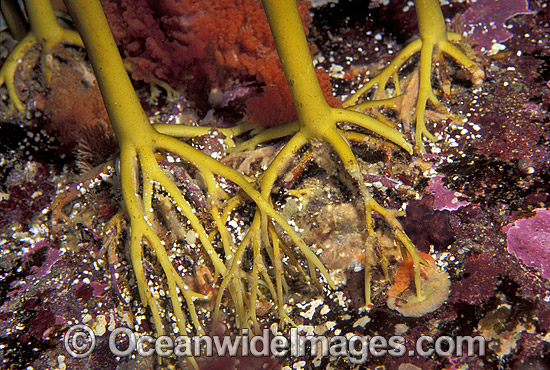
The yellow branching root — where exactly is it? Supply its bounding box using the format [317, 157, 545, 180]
[0, 0, 83, 111]
[344, 0, 484, 153]
[244, 0, 429, 310]
[5, 0, 487, 365]
[62, 0, 336, 353]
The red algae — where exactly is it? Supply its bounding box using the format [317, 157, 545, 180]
[504, 208, 550, 279]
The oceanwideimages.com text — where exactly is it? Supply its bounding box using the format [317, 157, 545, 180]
[65, 325, 486, 362]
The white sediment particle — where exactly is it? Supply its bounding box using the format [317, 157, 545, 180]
[299, 298, 323, 319]
[335, 291, 346, 307]
[353, 316, 371, 328]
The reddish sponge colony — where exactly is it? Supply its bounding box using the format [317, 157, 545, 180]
[246, 68, 342, 127]
[101, 0, 336, 127]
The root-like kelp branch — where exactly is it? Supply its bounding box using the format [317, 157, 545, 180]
[256, 0, 429, 308]
[0, 0, 83, 111]
[63, 2, 337, 356]
[343, 0, 484, 153]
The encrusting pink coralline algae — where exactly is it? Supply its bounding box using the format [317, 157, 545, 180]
[504, 208, 550, 280]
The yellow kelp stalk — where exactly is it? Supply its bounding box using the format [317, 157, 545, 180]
[0, 0, 83, 111]
[344, 0, 484, 153]
[63, 0, 334, 357]
[216, 0, 428, 314]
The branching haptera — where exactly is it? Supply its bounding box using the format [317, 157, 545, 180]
[61, 0, 335, 362]
[215, 0, 430, 320]
[0, 0, 83, 112]
[0, 0, 488, 367]
[344, 0, 484, 153]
